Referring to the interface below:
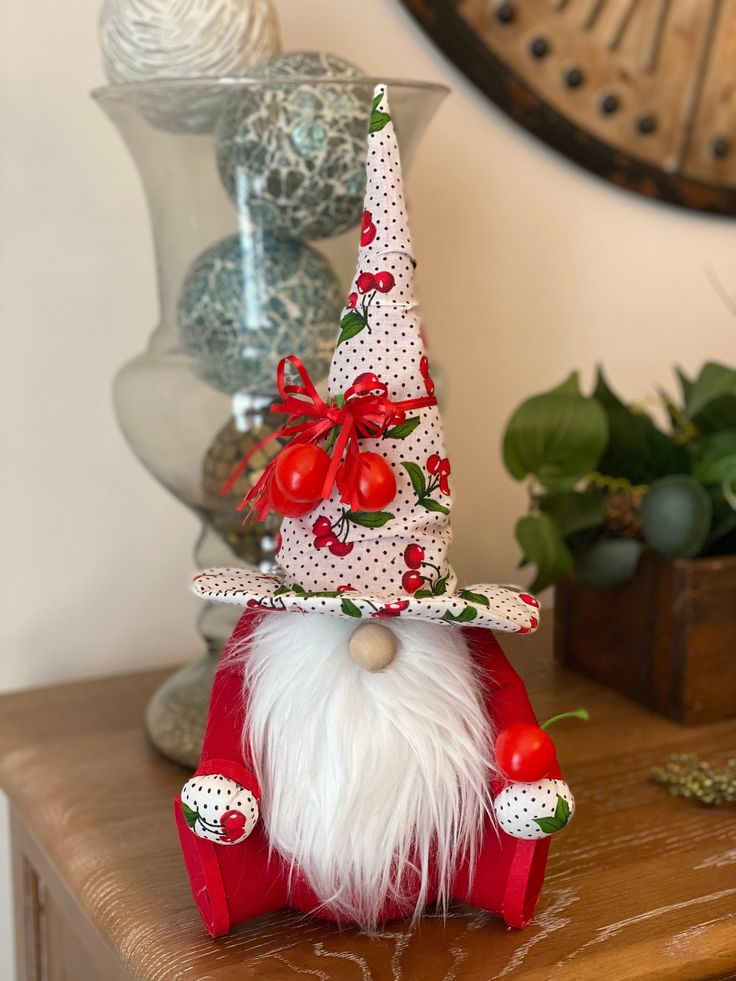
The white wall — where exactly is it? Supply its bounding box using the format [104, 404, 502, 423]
[2, 0, 736, 974]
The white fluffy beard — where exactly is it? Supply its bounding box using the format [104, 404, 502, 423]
[235, 612, 496, 930]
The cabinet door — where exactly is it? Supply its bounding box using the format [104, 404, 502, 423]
[12, 813, 129, 981]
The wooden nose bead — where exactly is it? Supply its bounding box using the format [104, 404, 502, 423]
[348, 623, 398, 672]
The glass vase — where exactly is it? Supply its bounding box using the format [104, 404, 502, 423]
[93, 76, 448, 767]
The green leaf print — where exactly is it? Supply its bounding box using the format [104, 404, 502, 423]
[338, 311, 367, 345]
[401, 461, 427, 499]
[340, 597, 363, 618]
[385, 417, 421, 440]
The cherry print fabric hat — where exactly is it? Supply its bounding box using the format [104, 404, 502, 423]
[193, 85, 540, 633]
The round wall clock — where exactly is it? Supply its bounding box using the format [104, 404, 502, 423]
[399, 0, 736, 214]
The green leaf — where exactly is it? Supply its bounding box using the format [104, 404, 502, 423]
[413, 588, 433, 599]
[337, 311, 366, 345]
[532, 796, 571, 834]
[687, 362, 736, 431]
[432, 576, 449, 596]
[532, 816, 564, 834]
[515, 513, 574, 592]
[675, 367, 693, 403]
[384, 417, 421, 440]
[181, 802, 198, 830]
[371, 92, 382, 112]
[705, 492, 736, 551]
[340, 597, 362, 618]
[323, 425, 339, 454]
[369, 109, 391, 133]
[419, 498, 451, 515]
[537, 490, 605, 538]
[576, 539, 642, 589]
[441, 606, 478, 623]
[459, 589, 490, 607]
[640, 475, 713, 559]
[503, 372, 609, 491]
[401, 461, 426, 499]
[594, 369, 690, 483]
[532, 814, 565, 833]
[273, 585, 290, 597]
[554, 795, 571, 825]
[346, 511, 394, 528]
[694, 432, 736, 485]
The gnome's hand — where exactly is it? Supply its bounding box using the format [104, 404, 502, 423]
[180, 774, 259, 845]
[493, 779, 575, 841]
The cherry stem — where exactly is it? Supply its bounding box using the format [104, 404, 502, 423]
[540, 708, 589, 731]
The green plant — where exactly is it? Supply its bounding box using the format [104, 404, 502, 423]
[502, 363, 736, 590]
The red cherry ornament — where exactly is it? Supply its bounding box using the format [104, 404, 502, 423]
[356, 271, 375, 294]
[275, 444, 331, 503]
[495, 708, 588, 782]
[349, 452, 397, 511]
[346, 292, 358, 309]
[373, 271, 395, 293]
[495, 723, 557, 782]
[266, 474, 317, 518]
[404, 543, 425, 569]
[330, 541, 354, 557]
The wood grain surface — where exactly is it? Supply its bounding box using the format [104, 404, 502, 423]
[1, 629, 735, 980]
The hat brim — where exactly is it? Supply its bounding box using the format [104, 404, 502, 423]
[192, 568, 540, 633]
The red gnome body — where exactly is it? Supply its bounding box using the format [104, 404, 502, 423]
[176, 84, 574, 936]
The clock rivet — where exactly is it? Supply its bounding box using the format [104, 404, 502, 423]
[712, 137, 730, 159]
[637, 114, 656, 135]
[496, 2, 516, 24]
[529, 36, 549, 59]
[600, 93, 620, 115]
[565, 66, 584, 88]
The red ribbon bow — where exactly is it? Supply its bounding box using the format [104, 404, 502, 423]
[221, 355, 437, 519]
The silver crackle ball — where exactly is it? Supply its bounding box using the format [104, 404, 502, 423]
[99, 0, 281, 132]
[178, 232, 341, 395]
[215, 51, 367, 239]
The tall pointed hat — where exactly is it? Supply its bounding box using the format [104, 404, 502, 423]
[194, 85, 539, 633]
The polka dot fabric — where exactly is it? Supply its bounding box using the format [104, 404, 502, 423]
[193, 85, 540, 635]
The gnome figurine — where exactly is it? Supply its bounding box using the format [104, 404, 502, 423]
[176, 85, 575, 936]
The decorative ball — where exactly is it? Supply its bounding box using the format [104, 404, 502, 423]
[202, 415, 282, 567]
[181, 773, 259, 844]
[215, 51, 367, 239]
[178, 232, 340, 394]
[98, 0, 281, 132]
[494, 779, 575, 840]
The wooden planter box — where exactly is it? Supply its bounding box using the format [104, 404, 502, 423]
[554, 552, 736, 725]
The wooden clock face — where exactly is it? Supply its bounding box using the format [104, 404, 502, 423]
[399, 0, 736, 214]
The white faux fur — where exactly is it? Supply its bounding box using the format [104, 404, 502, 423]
[234, 612, 496, 930]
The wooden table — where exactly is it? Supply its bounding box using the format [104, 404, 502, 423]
[1, 629, 735, 981]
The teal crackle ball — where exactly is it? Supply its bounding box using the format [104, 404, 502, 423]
[178, 233, 341, 395]
[215, 51, 367, 240]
